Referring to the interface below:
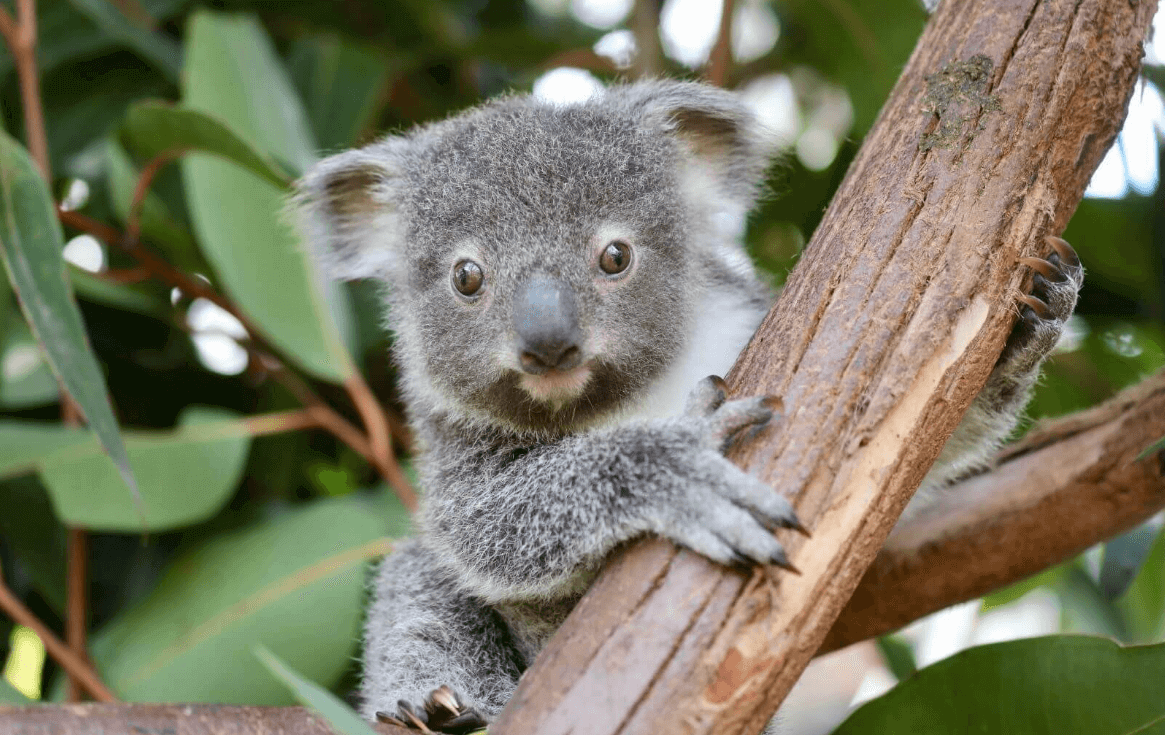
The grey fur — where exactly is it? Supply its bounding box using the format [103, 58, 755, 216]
[293, 80, 1081, 730]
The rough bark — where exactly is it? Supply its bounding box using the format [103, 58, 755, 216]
[824, 368, 1165, 652]
[490, 1, 1158, 733]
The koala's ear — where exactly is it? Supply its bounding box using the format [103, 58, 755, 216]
[611, 80, 776, 211]
[292, 142, 408, 281]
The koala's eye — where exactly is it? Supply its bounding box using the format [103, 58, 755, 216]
[452, 259, 484, 297]
[599, 240, 632, 275]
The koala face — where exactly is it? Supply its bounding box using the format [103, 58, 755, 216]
[295, 81, 774, 434]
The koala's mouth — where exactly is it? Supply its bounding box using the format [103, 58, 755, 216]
[517, 363, 594, 403]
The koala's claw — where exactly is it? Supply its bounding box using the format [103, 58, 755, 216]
[375, 686, 487, 734]
[1000, 235, 1083, 374]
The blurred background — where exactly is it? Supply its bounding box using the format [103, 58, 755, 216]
[0, 0, 1162, 732]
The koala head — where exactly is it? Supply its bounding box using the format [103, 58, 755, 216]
[294, 80, 775, 434]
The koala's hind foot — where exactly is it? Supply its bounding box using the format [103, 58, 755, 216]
[376, 686, 489, 734]
[905, 235, 1084, 518]
[1004, 235, 1084, 376]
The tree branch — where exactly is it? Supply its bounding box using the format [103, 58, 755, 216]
[0, 0, 50, 178]
[0, 568, 116, 703]
[823, 368, 1165, 652]
[492, 1, 1158, 733]
[0, 704, 415, 735]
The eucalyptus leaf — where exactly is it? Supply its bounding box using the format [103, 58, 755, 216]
[181, 11, 355, 383]
[255, 646, 379, 735]
[121, 102, 292, 188]
[1101, 522, 1163, 600]
[66, 0, 182, 82]
[37, 407, 253, 532]
[0, 129, 140, 507]
[834, 637, 1165, 735]
[1137, 435, 1165, 461]
[0, 320, 59, 408]
[286, 34, 391, 150]
[88, 498, 393, 703]
[0, 676, 33, 704]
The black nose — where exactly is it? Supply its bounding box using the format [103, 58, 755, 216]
[512, 276, 583, 374]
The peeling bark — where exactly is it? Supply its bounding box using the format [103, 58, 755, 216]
[824, 368, 1165, 652]
[491, 1, 1158, 733]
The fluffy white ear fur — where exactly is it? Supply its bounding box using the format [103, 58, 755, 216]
[293, 145, 408, 282]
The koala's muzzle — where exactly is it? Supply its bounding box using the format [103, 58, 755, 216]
[513, 276, 583, 374]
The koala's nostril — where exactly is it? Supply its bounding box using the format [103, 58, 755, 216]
[518, 342, 581, 375]
[557, 345, 581, 370]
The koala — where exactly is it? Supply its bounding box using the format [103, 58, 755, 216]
[294, 79, 1082, 733]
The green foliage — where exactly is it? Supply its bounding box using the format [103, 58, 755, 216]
[256, 646, 379, 735]
[0, 128, 139, 508]
[0, 0, 1161, 725]
[835, 637, 1165, 735]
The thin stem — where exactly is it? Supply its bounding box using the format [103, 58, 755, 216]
[705, 0, 735, 87]
[0, 567, 117, 703]
[126, 149, 186, 242]
[65, 528, 89, 702]
[630, 0, 662, 78]
[0, 0, 50, 178]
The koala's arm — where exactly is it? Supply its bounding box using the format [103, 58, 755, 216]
[420, 383, 801, 602]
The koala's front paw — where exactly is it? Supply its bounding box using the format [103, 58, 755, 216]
[1001, 235, 1084, 375]
[376, 686, 488, 734]
[651, 376, 805, 572]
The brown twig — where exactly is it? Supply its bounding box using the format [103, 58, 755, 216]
[65, 528, 89, 702]
[100, 265, 152, 284]
[705, 0, 736, 87]
[126, 148, 187, 242]
[0, 566, 117, 703]
[630, 0, 663, 78]
[56, 209, 419, 510]
[0, 0, 49, 179]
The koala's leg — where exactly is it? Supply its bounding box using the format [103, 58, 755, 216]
[905, 236, 1084, 520]
[361, 540, 523, 733]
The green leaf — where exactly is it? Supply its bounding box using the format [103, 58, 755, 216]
[0, 320, 59, 408]
[1137, 435, 1165, 461]
[255, 646, 379, 735]
[88, 498, 393, 703]
[121, 102, 292, 189]
[875, 635, 917, 681]
[0, 476, 67, 611]
[0, 129, 140, 508]
[833, 637, 1165, 735]
[181, 11, 356, 383]
[286, 34, 392, 150]
[36, 407, 253, 532]
[66, 0, 182, 82]
[0, 675, 33, 704]
[1101, 522, 1163, 600]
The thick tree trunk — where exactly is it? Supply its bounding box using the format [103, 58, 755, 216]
[490, 1, 1158, 733]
